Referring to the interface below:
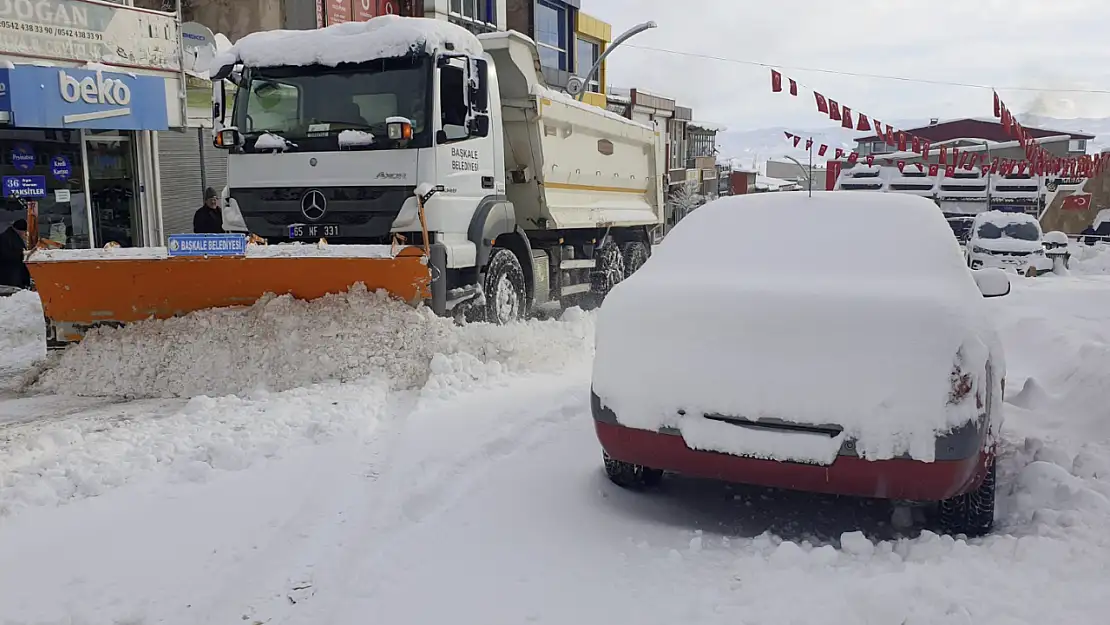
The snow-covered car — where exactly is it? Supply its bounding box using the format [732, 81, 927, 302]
[965, 210, 1053, 276]
[591, 191, 1008, 537]
[1042, 231, 1071, 270]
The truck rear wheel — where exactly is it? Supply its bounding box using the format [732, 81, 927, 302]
[621, 241, 650, 278]
[591, 241, 625, 299]
[482, 248, 527, 324]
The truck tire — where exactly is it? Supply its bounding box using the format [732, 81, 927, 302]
[482, 248, 527, 324]
[591, 241, 625, 299]
[938, 458, 995, 537]
[621, 240, 650, 278]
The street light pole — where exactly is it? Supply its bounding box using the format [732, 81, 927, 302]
[783, 155, 812, 195]
[567, 21, 658, 100]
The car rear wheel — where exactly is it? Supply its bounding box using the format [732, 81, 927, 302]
[603, 452, 663, 489]
[938, 458, 996, 537]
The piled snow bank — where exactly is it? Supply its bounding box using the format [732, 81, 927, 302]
[0, 290, 45, 374]
[1069, 243, 1110, 275]
[594, 192, 1000, 462]
[33, 286, 594, 399]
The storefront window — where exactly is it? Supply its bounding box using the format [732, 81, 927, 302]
[85, 131, 141, 248]
[0, 130, 89, 249]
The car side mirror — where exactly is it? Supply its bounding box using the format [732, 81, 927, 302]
[973, 267, 1011, 298]
[469, 114, 490, 138]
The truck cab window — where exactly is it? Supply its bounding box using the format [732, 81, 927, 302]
[440, 63, 469, 142]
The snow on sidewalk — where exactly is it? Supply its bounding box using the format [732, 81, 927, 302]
[0, 289, 44, 378]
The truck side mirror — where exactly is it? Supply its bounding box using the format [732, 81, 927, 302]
[213, 127, 243, 150]
[471, 59, 489, 113]
[469, 114, 490, 138]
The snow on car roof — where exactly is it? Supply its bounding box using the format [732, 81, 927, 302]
[212, 15, 483, 71]
[655, 191, 972, 286]
[973, 210, 1040, 227]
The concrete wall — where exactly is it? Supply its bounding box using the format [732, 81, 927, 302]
[186, 0, 285, 42]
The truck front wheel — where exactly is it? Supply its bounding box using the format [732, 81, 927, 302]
[482, 248, 527, 324]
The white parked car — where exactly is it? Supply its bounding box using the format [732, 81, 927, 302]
[965, 210, 1053, 276]
[591, 191, 1009, 537]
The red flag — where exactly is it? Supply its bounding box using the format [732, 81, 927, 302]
[814, 92, 828, 114]
[856, 114, 871, 132]
[835, 147, 844, 159]
[897, 160, 906, 172]
[784, 131, 793, 140]
[872, 119, 882, 140]
[1001, 108, 1012, 134]
[911, 136, 921, 153]
[1063, 193, 1093, 211]
[793, 135, 801, 147]
[991, 157, 1000, 172]
[885, 125, 896, 145]
[951, 147, 960, 167]
[789, 79, 798, 96]
[939, 146, 948, 164]
[771, 70, 783, 93]
[915, 162, 924, 172]
[993, 92, 1001, 118]
[818, 144, 828, 156]
[896, 132, 907, 152]
[805, 138, 813, 150]
[841, 106, 853, 129]
[921, 140, 932, 158]
[828, 100, 842, 121]
[928, 163, 939, 177]
[945, 165, 955, 177]
[847, 151, 859, 164]
[866, 155, 875, 166]
[1017, 161, 1027, 175]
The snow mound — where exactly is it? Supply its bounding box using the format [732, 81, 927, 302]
[212, 15, 483, 71]
[32, 286, 594, 399]
[1070, 243, 1110, 274]
[0, 290, 45, 375]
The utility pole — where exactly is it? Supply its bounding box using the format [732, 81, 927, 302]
[567, 21, 658, 100]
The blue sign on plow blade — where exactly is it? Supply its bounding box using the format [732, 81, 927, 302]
[167, 233, 248, 257]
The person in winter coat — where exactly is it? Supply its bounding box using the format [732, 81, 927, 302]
[193, 187, 224, 234]
[0, 219, 31, 288]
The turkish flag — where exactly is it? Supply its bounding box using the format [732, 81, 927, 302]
[847, 151, 859, 164]
[829, 100, 842, 121]
[818, 144, 828, 156]
[856, 114, 871, 132]
[866, 155, 875, 166]
[771, 70, 783, 93]
[945, 165, 956, 177]
[815, 92, 829, 114]
[789, 79, 798, 96]
[885, 125, 896, 144]
[939, 146, 948, 164]
[805, 138, 814, 150]
[915, 163, 924, 172]
[897, 132, 907, 152]
[872, 119, 882, 139]
[928, 163, 940, 177]
[1063, 194, 1093, 210]
[841, 107, 853, 129]
[911, 136, 921, 153]
[921, 141, 931, 158]
[785, 131, 793, 140]
[793, 135, 802, 147]
[897, 160, 906, 172]
[835, 147, 844, 158]
[993, 92, 1001, 118]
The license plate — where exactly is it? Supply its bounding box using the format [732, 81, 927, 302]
[289, 224, 341, 239]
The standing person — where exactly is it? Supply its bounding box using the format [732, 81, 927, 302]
[193, 187, 224, 234]
[0, 219, 30, 288]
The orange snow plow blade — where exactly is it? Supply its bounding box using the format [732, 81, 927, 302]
[27, 246, 431, 345]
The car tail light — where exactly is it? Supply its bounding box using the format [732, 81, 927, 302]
[949, 363, 984, 409]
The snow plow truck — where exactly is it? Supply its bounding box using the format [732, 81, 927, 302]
[27, 16, 665, 347]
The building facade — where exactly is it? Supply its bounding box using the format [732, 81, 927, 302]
[853, 118, 1093, 158]
[0, 1, 189, 249]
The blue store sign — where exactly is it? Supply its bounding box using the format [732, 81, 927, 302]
[11, 143, 34, 172]
[0, 66, 169, 131]
[3, 175, 47, 199]
[50, 155, 73, 181]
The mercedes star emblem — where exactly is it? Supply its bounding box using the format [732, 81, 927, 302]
[301, 189, 327, 221]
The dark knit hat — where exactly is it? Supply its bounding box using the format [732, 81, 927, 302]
[12, 219, 27, 231]
[204, 187, 218, 200]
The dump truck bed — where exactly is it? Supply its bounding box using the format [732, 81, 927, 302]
[480, 31, 665, 232]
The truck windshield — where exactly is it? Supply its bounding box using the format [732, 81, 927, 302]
[234, 57, 431, 151]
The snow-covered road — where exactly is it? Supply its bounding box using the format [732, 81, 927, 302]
[3, 255, 1110, 624]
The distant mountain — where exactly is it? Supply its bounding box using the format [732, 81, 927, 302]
[718, 116, 1110, 172]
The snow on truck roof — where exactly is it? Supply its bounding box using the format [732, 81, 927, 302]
[211, 15, 483, 71]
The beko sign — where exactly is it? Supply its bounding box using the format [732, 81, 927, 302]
[59, 69, 131, 107]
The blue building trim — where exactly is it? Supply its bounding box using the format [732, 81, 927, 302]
[0, 65, 170, 131]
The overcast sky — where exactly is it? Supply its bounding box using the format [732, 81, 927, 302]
[586, 0, 1110, 131]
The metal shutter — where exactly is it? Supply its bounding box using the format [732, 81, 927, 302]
[158, 128, 205, 242]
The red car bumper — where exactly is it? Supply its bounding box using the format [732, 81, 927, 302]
[595, 420, 990, 502]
